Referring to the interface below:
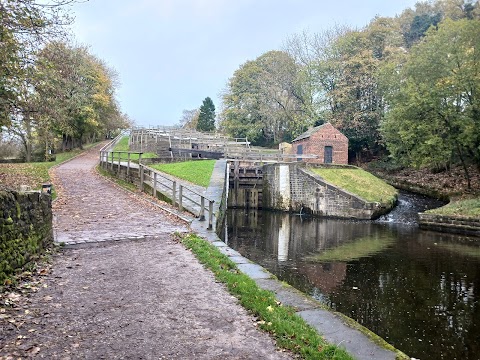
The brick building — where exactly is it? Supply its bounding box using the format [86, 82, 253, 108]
[292, 123, 348, 164]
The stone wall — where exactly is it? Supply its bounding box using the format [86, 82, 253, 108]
[263, 163, 393, 220]
[0, 190, 53, 283]
[418, 213, 480, 237]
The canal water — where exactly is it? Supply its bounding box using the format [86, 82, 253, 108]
[223, 192, 479, 360]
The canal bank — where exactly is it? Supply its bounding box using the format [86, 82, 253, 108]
[223, 191, 480, 360]
[368, 167, 480, 237]
[191, 160, 409, 360]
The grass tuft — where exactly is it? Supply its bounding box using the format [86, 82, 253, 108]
[179, 233, 354, 360]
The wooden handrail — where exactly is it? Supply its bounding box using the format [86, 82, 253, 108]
[100, 151, 215, 230]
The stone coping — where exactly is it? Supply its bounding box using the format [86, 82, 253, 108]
[418, 213, 480, 237]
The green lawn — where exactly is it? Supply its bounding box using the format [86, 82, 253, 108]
[425, 197, 480, 217]
[113, 136, 157, 160]
[151, 160, 216, 187]
[310, 167, 398, 204]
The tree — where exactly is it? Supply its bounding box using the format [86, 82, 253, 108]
[381, 18, 480, 187]
[220, 51, 306, 145]
[283, 26, 351, 125]
[197, 97, 216, 132]
[5, 40, 128, 160]
[0, 0, 73, 128]
[179, 108, 199, 129]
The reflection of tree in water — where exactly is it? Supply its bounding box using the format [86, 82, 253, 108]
[325, 237, 479, 360]
[295, 262, 347, 293]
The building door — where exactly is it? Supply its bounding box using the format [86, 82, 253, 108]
[297, 144, 303, 161]
[324, 146, 333, 164]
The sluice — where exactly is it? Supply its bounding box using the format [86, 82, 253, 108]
[227, 160, 263, 209]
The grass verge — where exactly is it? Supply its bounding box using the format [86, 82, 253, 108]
[113, 136, 157, 160]
[0, 143, 100, 194]
[178, 233, 354, 360]
[425, 197, 480, 217]
[151, 160, 215, 187]
[310, 167, 397, 205]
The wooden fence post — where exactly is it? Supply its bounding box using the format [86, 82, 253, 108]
[178, 185, 183, 211]
[139, 164, 145, 191]
[172, 181, 177, 207]
[153, 172, 157, 198]
[111, 152, 114, 171]
[199, 197, 205, 221]
[117, 152, 121, 175]
[208, 200, 214, 230]
[127, 153, 131, 177]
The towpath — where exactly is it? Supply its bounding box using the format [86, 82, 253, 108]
[0, 144, 292, 359]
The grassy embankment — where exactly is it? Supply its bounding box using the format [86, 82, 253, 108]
[366, 160, 480, 217]
[310, 167, 398, 205]
[0, 144, 99, 197]
[113, 136, 157, 160]
[425, 198, 480, 217]
[151, 160, 216, 187]
[179, 233, 354, 360]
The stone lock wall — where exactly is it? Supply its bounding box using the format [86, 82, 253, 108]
[263, 163, 392, 220]
[0, 190, 53, 283]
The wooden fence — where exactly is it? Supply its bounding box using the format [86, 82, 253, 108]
[99, 146, 215, 229]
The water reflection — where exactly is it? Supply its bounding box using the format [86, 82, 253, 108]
[224, 194, 480, 360]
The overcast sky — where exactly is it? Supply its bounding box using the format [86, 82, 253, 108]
[71, 0, 418, 127]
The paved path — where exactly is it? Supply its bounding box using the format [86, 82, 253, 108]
[53, 151, 188, 244]
[0, 144, 292, 359]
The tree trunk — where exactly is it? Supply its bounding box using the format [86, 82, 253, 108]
[25, 120, 32, 162]
[455, 142, 471, 189]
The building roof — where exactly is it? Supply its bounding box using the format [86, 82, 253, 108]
[293, 123, 329, 142]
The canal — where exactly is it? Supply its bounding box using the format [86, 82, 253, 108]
[223, 192, 479, 360]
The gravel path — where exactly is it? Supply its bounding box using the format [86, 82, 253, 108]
[0, 144, 292, 359]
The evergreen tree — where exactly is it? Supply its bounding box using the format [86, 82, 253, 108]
[196, 97, 216, 132]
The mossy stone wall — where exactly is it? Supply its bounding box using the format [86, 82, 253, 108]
[418, 213, 480, 237]
[0, 190, 53, 283]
